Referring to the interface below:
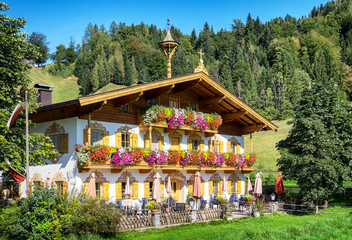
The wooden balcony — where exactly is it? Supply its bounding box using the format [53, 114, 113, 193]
[78, 160, 253, 174]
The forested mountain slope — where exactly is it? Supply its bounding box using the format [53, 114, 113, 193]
[46, 0, 352, 120]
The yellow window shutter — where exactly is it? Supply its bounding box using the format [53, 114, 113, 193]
[201, 181, 205, 196]
[144, 135, 150, 149]
[220, 180, 224, 195]
[133, 181, 138, 199]
[40, 182, 44, 189]
[188, 181, 193, 194]
[161, 181, 164, 197]
[116, 182, 122, 200]
[83, 129, 88, 145]
[208, 180, 213, 195]
[51, 182, 54, 188]
[115, 132, 122, 148]
[219, 142, 223, 153]
[29, 182, 32, 193]
[103, 181, 109, 200]
[159, 136, 164, 150]
[63, 181, 68, 195]
[237, 143, 241, 155]
[237, 180, 242, 194]
[60, 133, 69, 154]
[132, 134, 138, 148]
[208, 140, 212, 152]
[227, 180, 231, 194]
[200, 140, 204, 151]
[103, 131, 109, 146]
[187, 139, 192, 151]
[227, 142, 231, 153]
[83, 182, 88, 196]
[144, 181, 150, 198]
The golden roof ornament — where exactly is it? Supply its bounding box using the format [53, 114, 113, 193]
[159, 18, 179, 78]
[194, 49, 208, 75]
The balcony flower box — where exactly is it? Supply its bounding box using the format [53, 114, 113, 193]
[141, 105, 222, 133]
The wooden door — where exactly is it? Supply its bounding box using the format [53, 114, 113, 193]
[171, 178, 181, 202]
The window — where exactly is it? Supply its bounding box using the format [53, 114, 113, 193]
[95, 182, 103, 198]
[231, 180, 238, 193]
[213, 181, 219, 195]
[121, 181, 133, 198]
[192, 139, 200, 151]
[50, 135, 61, 152]
[121, 104, 129, 112]
[190, 103, 198, 111]
[230, 142, 236, 153]
[149, 182, 153, 198]
[209, 140, 220, 152]
[170, 137, 180, 150]
[121, 133, 131, 147]
[227, 137, 241, 154]
[91, 130, 102, 145]
[169, 97, 179, 108]
[147, 98, 157, 106]
[55, 181, 64, 194]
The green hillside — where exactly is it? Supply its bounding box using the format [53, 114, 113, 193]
[27, 66, 80, 103]
[244, 119, 292, 174]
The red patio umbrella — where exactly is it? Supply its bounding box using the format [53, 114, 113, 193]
[275, 172, 285, 195]
[192, 171, 202, 199]
[221, 176, 229, 194]
[247, 176, 253, 193]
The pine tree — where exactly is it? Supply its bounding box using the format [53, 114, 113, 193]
[123, 52, 132, 86]
[91, 62, 99, 92]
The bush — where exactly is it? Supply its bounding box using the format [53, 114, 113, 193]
[12, 187, 69, 239]
[61, 198, 121, 237]
[0, 202, 21, 239]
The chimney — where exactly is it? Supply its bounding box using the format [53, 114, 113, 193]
[34, 84, 54, 106]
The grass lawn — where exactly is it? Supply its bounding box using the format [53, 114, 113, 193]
[111, 208, 352, 240]
[244, 119, 292, 174]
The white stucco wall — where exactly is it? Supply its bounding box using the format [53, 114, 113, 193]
[23, 117, 246, 201]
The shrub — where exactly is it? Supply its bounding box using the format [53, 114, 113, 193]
[0, 202, 21, 239]
[61, 198, 121, 237]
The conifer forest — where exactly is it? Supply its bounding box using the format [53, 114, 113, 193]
[49, 0, 352, 120]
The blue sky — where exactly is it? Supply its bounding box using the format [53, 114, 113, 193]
[7, 0, 330, 53]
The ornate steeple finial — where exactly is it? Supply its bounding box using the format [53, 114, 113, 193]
[194, 48, 208, 75]
[159, 19, 179, 78]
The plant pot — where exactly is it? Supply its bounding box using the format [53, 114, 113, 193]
[151, 209, 159, 213]
[246, 201, 253, 204]
[220, 203, 226, 206]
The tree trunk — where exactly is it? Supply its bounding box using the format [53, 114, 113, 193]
[322, 199, 328, 209]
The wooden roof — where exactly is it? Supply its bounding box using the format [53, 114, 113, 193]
[31, 72, 278, 134]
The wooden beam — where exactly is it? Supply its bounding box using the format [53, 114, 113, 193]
[113, 92, 143, 107]
[222, 110, 247, 120]
[199, 95, 225, 105]
[162, 170, 176, 174]
[144, 85, 175, 99]
[205, 170, 216, 174]
[139, 125, 149, 131]
[174, 79, 201, 93]
[111, 169, 122, 173]
[185, 130, 195, 136]
[139, 169, 151, 174]
[205, 132, 216, 138]
[224, 170, 234, 174]
[164, 128, 174, 133]
[187, 170, 197, 174]
[242, 124, 265, 132]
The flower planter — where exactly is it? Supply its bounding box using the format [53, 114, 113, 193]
[151, 209, 159, 213]
[220, 203, 226, 206]
[246, 201, 253, 204]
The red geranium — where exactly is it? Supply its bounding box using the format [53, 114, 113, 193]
[225, 153, 237, 166]
[168, 150, 182, 165]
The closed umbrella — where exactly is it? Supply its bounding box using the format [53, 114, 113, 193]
[152, 172, 162, 203]
[87, 172, 96, 198]
[125, 176, 131, 197]
[253, 172, 262, 197]
[166, 176, 172, 209]
[275, 172, 285, 195]
[221, 176, 229, 194]
[192, 171, 202, 209]
[247, 176, 253, 193]
[46, 172, 52, 189]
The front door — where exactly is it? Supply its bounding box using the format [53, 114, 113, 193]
[171, 178, 181, 202]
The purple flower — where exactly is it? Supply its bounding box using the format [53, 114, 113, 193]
[111, 147, 134, 166]
[237, 155, 248, 168]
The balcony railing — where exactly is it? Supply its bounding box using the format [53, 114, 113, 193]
[75, 145, 256, 172]
[138, 105, 222, 136]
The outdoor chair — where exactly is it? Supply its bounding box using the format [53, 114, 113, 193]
[200, 200, 207, 209]
[141, 198, 148, 210]
[175, 203, 185, 212]
[211, 194, 219, 208]
[116, 199, 124, 209]
[239, 195, 246, 212]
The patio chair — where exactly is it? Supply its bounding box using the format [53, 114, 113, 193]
[211, 194, 219, 208]
[200, 200, 207, 209]
[116, 199, 124, 209]
[175, 203, 185, 212]
[239, 195, 246, 212]
[141, 198, 148, 210]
